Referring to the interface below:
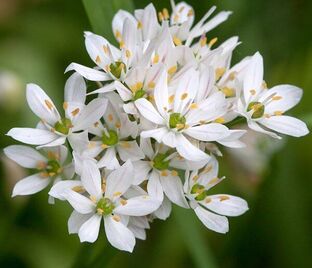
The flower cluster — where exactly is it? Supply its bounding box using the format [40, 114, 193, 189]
[4, 1, 308, 252]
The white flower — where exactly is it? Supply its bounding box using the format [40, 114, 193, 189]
[4, 145, 73, 197]
[184, 157, 249, 233]
[237, 52, 309, 138]
[135, 67, 231, 161]
[7, 73, 108, 148]
[49, 160, 160, 252]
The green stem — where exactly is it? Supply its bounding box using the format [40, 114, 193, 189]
[225, 116, 246, 128]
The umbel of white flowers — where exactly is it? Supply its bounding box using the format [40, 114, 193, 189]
[4, 1, 309, 252]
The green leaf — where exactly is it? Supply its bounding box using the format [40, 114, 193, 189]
[82, 0, 134, 43]
[174, 207, 218, 268]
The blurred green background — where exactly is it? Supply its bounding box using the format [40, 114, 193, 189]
[0, 0, 311, 267]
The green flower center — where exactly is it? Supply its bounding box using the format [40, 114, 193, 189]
[44, 159, 61, 177]
[54, 118, 72, 135]
[191, 183, 208, 201]
[153, 153, 170, 171]
[109, 61, 126, 79]
[169, 113, 186, 129]
[96, 198, 115, 215]
[102, 130, 119, 146]
[247, 101, 265, 119]
[133, 89, 147, 101]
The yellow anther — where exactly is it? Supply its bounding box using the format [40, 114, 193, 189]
[72, 186, 85, 193]
[273, 110, 283, 116]
[173, 14, 179, 22]
[205, 197, 212, 203]
[176, 123, 185, 130]
[161, 170, 168, 177]
[125, 49, 132, 58]
[192, 175, 199, 181]
[115, 122, 121, 128]
[229, 72, 236, 80]
[50, 127, 56, 132]
[105, 65, 111, 72]
[40, 172, 49, 178]
[200, 36, 207, 47]
[262, 81, 268, 89]
[95, 55, 101, 64]
[97, 208, 104, 215]
[103, 45, 109, 54]
[264, 113, 271, 118]
[119, 40, 125, 49]
[71, 108, 80, 116]
[148, 95, 155, 102]
[130, 81, 143, 93]
[187, 9, 194, 17]
[173, 36, 182, 46]
[215, 67, 225, 80]
[208, 177, 219, 185]
[88, 142, 95, 149]
[171, 170, 178, 176]
[179, 6, 185, 13]
[101, 144, 109, 149]
[37, 161, 46, 169]
[113, 215, 121, 222]
[199, 120, 206, 125]
[168, 94, 175, 104]
[168, 65, 177, 75]
[108, 113, 114, 122]
[189, 103, 198, 109]
[162, 8, 169, 20]
[120, 141, 131, 148]
[115, 30, 121, 40]
[44, 99, 54, 110]
[181, 93, 188, 100]
[221, 87, 236, 98]
[120, 199, 127, 206]
[214, 117, 225, 124]
[90, 195, 97, 203]
[158, 12, 164, 21]
[48, 172, 56, 177]
[208, 37, 218, 47]
[153, 53, 159, 64]
[94, 122, 99, 127]
[63, 102, 68, 110]
[249, 89, 256, 95]
[203, 165, 213, 174]
[137, 21, 143, 29]
[219, 195, 230, 201]
[148, 81, 155, 89]
[113, 191, 122, 197]
[272, 96, 282, 101]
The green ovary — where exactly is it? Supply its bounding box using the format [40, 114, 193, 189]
[96, 198, 115, 215]
[247, 101, 265, 119]
[133, 89, 146, 100]
[45, 159, 61, 176]
[102, 130, 119, 146]
[153, 153, 170, 171]
[109, 61, 126, 79]
[54, 118, 72, 135]
[169, 113, 186, 129]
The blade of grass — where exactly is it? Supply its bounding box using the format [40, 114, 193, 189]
[82, 0, 134, 43]
[174, 207, 218, 268]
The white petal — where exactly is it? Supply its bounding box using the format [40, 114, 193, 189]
[104, 216, 136, 252]
[112, 10, 136, 40]
[63, 190, 95, 214]
[140, 137, 154, 160]
[217, 130, 246, 148]
[160, 174, 188, 208]
[162, 131, 178, 147]
[153, 67, 169, 117]
[114, 195, 160, 216]
[72, 98, 108, 131]
[128, 225, 146, 240]
[201, 195, 249, 216]
[49, 180, 82, 200]
[140, 127, 169, 143]
[65, 63, 111, 81]
[97, 147, 120, 170]
[4, 145, 46, 168]
[176, 134, 209, 161]
[194, 206, 229, 234]
[36, 136, 66, 149]
[132, 161, 151, 185]
[12, 174, 51, 197]
[116, 141, 145, 162]
[68, 210, 93, 234]
[64, 72, 86, 104]
[153, 197, 172, 220]
[105, 160, 134, 199]
[7, 128, 59, 146]
[184, 123, 229, 142]
[247, 120, 281, 139]
[147, 170, 164, 201]
[135, 98, 164, 125]
[26, 83, 60, 125]
[78, 214, 102, 243]
[260, 115, 309, 137]
[81, 160, 102, 199]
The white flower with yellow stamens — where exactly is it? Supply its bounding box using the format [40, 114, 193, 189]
[4, 145, 73, 197]
[135, 67, 232, 161]
[184, 156, 248, 233]
[237, 52, 309, 138]
[7, 73, 108, 148]
[49, 160, 160, 252]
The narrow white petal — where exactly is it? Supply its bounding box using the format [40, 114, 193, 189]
[105, 160, 134, 199]
[97, 147, 120, 170]
[81, 160, 102, 199]
[184, 123, 229, 142]
[140, 127, 169, 143]
[26, 83, 60, 125]
[49, 180, 82, 200]
[201, 195, 249, 217]
[176, 134, 209, 161]
[63, 190, 95, 214]
[147, 170, 164, 201]
[116, 141, 145, 162]
[194, 206, 229, 234]
[68, 210, 93, 234]
[72, 98, 108, 131]
[128, 225, 146, 240]
[78, 214, 102, 243]
[260, 115, 309, 137]
[65, 63, 111, 81]
[7, 128, 59, 146]
[132, 160, 151, 185]
[139, 137, 154, 160]
[104, 216, 136, 252]
[4, 145, 46, 168]
[12, 174, 51, 197]
[135, 98, 164, 125]
[64, 72, 86, 104]
[153, 197, 172, 220]
[36, 136, 66, 149]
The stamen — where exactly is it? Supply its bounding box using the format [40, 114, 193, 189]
[273, 111, 283, 116]
[137, 21, 143, 29]
[215, 67, 225, 80]
[208, 37, 218, 47]
[71, 108, 80, 116]
[214, 117, 225, 124]
[161, 170, 168, 176]
[189, 103, 198, 109]
[180, 93, 188, 100]
[95, 55, 101, 64]
[44, 99, 54, 110]
[153, 54, 159, 64]
[219, 195, 230, 201]
[168, 65, 177, 75]
[113, 215, 121, 222]
[168, 94, 175, 104]
[148, 81, 155, 89]
[173, 36, 182, 46]
[63, 102, 68, 110]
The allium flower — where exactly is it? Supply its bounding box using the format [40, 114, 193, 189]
[7, 73, 108, 148]
[50, 160, 160, 251]
[237, 52, 309, 138]
[184, 157, 248, 233]
[4, 145, 73, 197]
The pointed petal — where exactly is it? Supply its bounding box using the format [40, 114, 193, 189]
[12, 174, 51, 197]
[116, 141, 145, 162]
[7, 128, 59, 145]
[81, 160, 102, 199]
[68, 210, 93, 234]
[147, 170, 164, 201]
[135, 98, 164, 125]
[132, 160, 151, 185]
[153, 196, 172, 220]
[65, 63, 111, 81]
[78, 214, 102, 243]
[140, 127, 169, 143]
[49, 180, 82, 200]
[63, 190, 95, 214]
[176, 134, 209, 161]
[64, 72, 86, 104]
[184, 123, 229, 142]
